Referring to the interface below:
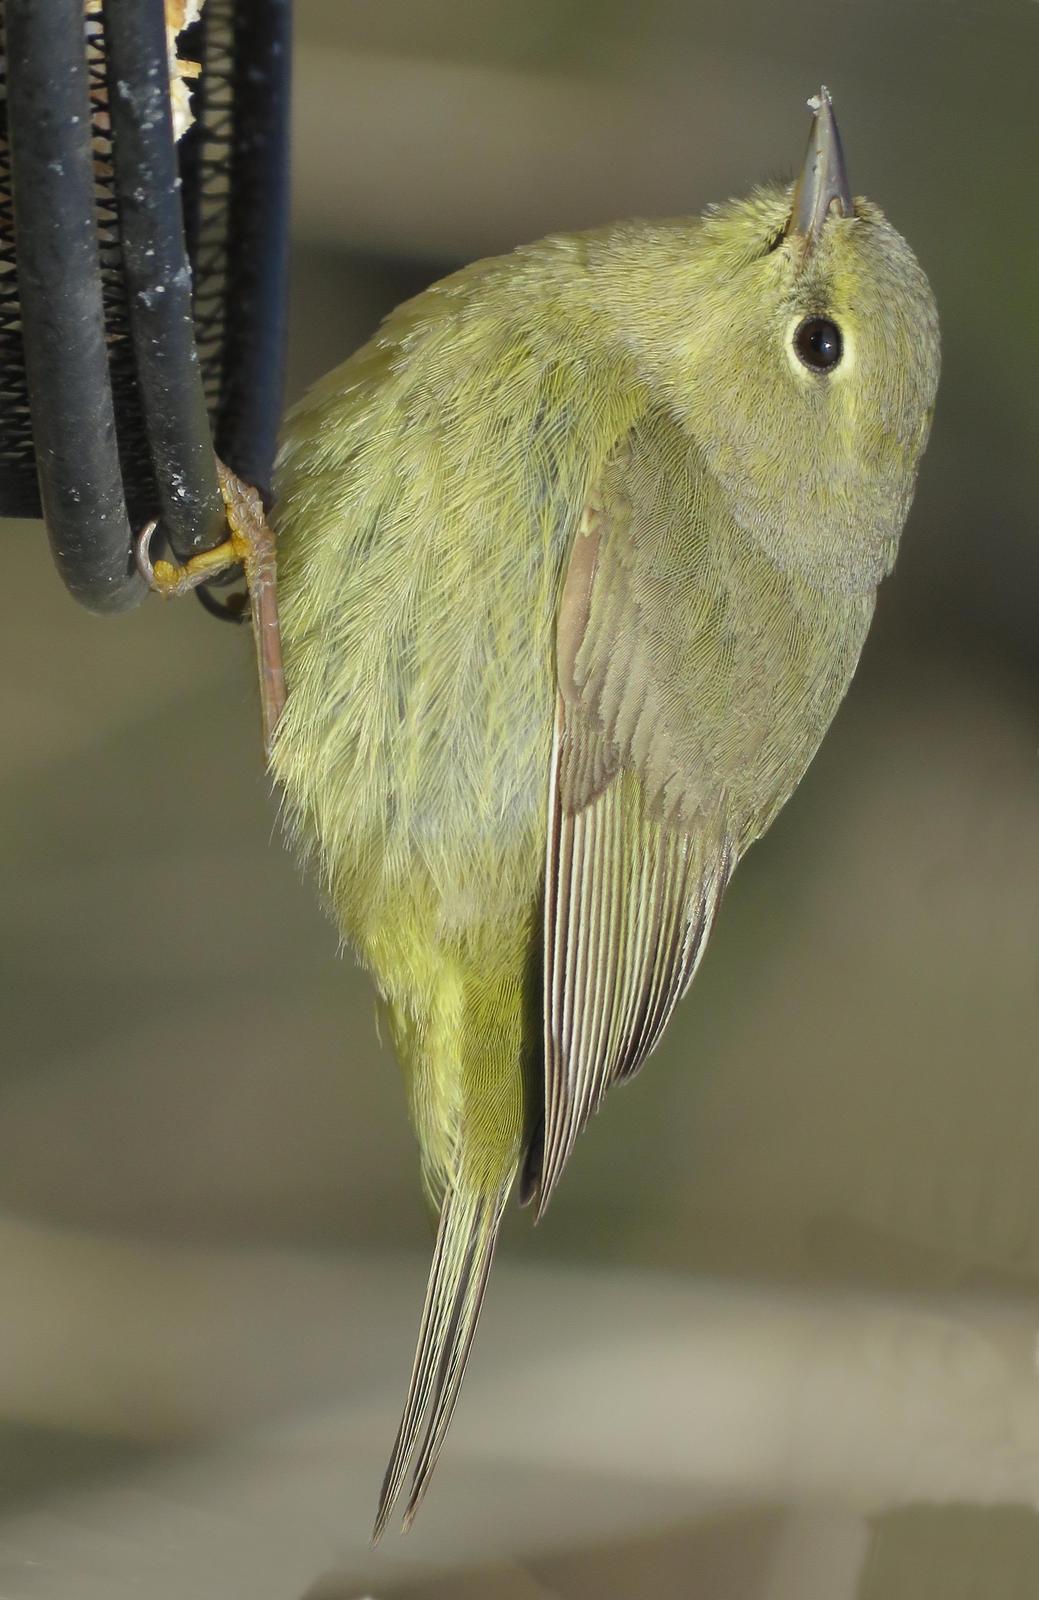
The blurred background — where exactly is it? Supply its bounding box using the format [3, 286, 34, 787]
[1, 1, 1038, 1595]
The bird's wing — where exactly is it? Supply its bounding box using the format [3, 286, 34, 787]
[531, 413, 751, 1215]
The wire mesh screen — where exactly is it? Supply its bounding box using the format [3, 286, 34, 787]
[0, 30, 36, 517]
[180, 2, 235, 423]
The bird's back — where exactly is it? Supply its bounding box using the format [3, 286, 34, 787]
[272, 235, 646, 950]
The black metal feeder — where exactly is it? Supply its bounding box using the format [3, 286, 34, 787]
[0, 0, 291, 614]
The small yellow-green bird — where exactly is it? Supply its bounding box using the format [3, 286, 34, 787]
[269, 88, 939, 1533]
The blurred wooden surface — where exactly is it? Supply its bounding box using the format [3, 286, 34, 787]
[1, 1214, 1038, 1597]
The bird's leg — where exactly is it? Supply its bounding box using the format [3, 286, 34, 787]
[135, 460, 287, 761]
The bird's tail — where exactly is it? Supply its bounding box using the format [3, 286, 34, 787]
[373, 1174, 512, 1538]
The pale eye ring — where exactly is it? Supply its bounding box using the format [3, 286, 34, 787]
[794, 316, 842, 372]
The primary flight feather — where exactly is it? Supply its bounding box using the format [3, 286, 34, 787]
[269, 89, 939, 1533]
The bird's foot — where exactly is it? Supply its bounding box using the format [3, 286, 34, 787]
[135, 460, 287, 759]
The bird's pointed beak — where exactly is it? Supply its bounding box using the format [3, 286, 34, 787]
[786, 86, 854, 248]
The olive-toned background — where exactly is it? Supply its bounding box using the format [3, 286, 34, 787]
[1, 2, 1037, 1596]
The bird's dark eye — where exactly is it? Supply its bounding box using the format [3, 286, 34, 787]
[794, 316, 842, 372]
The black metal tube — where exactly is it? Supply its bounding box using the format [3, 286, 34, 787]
[5, 0, 144, 612]
[104, 0, 226, 563]
[216, 0, 290, 500]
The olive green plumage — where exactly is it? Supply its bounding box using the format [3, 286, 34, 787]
[270, 132, 938, 1533]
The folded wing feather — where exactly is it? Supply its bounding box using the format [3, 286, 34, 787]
[534, 426, 736, 1216]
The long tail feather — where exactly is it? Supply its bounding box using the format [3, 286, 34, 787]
[373, 1177, 511, 1539]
